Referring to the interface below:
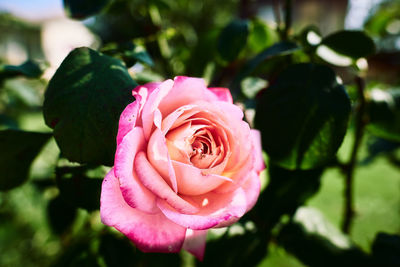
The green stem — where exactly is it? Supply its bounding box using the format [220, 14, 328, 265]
[282, 0, 292, 40]
[342, 76, 367, 234]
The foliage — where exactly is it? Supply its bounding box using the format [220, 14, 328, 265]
[1, 0, 400, 266]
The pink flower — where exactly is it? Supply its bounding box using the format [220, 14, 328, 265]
[100, 76, 265, 260]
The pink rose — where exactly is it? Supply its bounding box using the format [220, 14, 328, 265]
[100, 76, 265, 260]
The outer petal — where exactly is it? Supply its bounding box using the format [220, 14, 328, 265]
[116, 96, 141, 146]
[251, 129, 265, 173]
[208, 87, 233, 103]
[158, 76, 218, 116]
[114, 127, 158, 213]
[242, 170, 261, 212]
[182, 229, 207, 261]
[100, 169, 187, 253]
[135, 151, 199, 214]
[157, 187, 247, 230]
[142, 80, 174, 140]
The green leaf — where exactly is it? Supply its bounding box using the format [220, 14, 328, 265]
[241, 76, 267, 99]
[217, 19, 249, 62]
[319, 30, 375, 59]
[47, 195, 77, 234]
[252, 163, 322, 224]
[56, 166, 103, 211]
[0, 130, 52, 191]
[198, 230, 267, 267]
[248, 18, 278, 53]
[255, 63, 351, 170]
[63, 0, 111, 19]
[372, 232, 400, 266]
[0, 60, 45, 83]
[101, 41, 154, 68]
[367, 89, 400, 142]
[232, 41, 299, 89]
[43, 47, 137, 166]
[99, 233, 137, 266]
[278, 207, 369, 267]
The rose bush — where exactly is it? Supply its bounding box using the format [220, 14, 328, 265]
[100, 76, 265, 260]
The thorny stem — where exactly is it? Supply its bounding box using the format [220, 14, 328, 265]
[342, 76, 367, 234]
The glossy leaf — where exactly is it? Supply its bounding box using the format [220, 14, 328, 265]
[43, 47, 137, 166]
[217, 19, 249, 62]
[255, 63, 351, 170]
[319, 30, 375, 59]
[0, 130, 52, 191]
[367, 89, 400, 142]
[63, 0, 111, 19]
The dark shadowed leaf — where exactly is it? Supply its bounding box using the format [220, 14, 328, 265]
[56, 166, 102, 211]
[232, 41, 299, 94]
[278, 207, 370, 267]
[63, 0, 111, 19]
[51, 238, 100, 267]
[255, 63, 351, 170]
[367, 89, 400, 142]
[47, 195, 77, 235]
[252, 163, 323, 224]
[99, 232, 180, 266]
[198, 230, 267, 267]
[0, 60, 45, 84]
[0, 130, 52, 191]
[320, 30, 375, 59]
[372, 232, 400, 267]
[217, 19, 249, 62]
[99, 233, 137, 266]
[43, 47, 137, 166]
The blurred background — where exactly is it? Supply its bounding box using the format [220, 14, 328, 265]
[0, 0, 399, 266]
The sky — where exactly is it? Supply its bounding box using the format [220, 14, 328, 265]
[0, 0, 64, 21]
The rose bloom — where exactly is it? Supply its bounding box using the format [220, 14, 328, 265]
[100, 76, 265, 260]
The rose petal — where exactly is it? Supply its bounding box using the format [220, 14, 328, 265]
[135, 151, 199, 214]
[148, 128, 178, 192]
[157, 187, 247, 230]
[214, 159, 254, 193]
[100, 169, 187, 253]
[172, 160, 232, 195]
[182, 229, 208, 261]
[142, 79, 174, 140]
[208, 87, 233, 103]
[242, 170, 261, 212]
[114, 127, 158, 213]
[251, 129, 265, 173]
[158, 76, 218, 116]
[116, 96, 141, 146]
